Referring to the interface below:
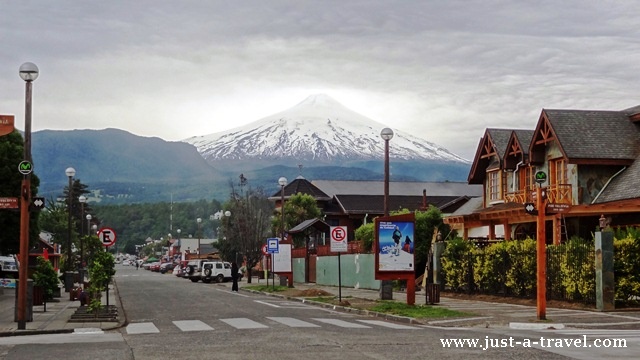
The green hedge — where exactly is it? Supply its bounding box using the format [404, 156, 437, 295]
[441, 233, 640, 305]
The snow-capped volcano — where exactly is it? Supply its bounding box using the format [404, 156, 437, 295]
[184, 94, 469, 164]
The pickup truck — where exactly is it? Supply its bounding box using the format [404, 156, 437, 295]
[201, 261, 238, 283]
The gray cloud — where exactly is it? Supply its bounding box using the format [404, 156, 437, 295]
[1, 1, 639, 161]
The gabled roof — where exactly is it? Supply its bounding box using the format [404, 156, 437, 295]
[531, 109, 640, 164]
[331, 194, 468, 215]
[268, 176, 331, 201]
[311, 180, 481, 197]
[504, 130, 534, 170]
[468, 128, 520, 184]
[289, 218, 330, 234]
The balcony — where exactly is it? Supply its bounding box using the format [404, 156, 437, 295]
[504, 184, 572, 205]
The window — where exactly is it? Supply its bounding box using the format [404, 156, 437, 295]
[549, 158, 568, 185]
[488, 170, 500, 201]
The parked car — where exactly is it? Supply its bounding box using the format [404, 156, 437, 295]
[150, 262, 162, 272]
[159, 262, 175, 274]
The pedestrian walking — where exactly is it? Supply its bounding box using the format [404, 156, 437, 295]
[231, 262, 239, 292]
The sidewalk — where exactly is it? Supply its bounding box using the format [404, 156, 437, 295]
[222, 277, 640, 330]
[0, 284, 124, 337]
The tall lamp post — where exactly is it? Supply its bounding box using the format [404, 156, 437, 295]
[380, 128, 394, 300]
[79, 196, 86, 280]
[83, 214, 91, 283]
[380, 128, 394, 216]
[278, 177, 287, 287]
[16, 62, 39, 329]
[64, 167, 76, 292]
[196, 218, 202, 256]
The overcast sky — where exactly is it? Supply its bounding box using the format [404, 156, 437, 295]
[2, 1, 640, 161]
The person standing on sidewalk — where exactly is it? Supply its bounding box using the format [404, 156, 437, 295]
[231, 262, 239, 292]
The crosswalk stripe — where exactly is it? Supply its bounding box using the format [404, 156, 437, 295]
[267, 317, 321, 328]
[357, 320, 419, 329]
[220, 318, 269, 329]
[173, 320, 214, 332]
[311, 318, 371, 328]
[126, 322, 160, 334]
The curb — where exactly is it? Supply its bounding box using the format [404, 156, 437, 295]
[238, 287, 425, 325]
[510, 322, 565, 330]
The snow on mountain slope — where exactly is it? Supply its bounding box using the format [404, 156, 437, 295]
[184, 94, 469, 164]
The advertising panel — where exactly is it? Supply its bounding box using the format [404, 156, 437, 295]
[377, 220, 415, 272]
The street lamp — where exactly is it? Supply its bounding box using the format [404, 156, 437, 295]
[278, 177, 287, 288]
[65, 167, 76, 292]
[197, 218, 202, 255]
[380, 128, 394, 216]
[82, 214, 91, 283]
[380, 128, 394, 300]
[17, 62, 39, 330]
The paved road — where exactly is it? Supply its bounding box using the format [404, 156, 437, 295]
[4, 264, 631, 359]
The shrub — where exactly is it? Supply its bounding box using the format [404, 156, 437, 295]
[441, 238, 474, 292]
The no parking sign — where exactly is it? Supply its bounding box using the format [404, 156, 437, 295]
[330, 226, 348, 252]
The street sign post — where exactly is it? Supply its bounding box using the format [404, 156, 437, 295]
[18, 161, 32, 175]
[98, 227, 117, 247]
[267, 237, 279, 253]
[0, 197, 19, 209]
[524, 202, 537, 215]
[330, 226, 348, 302]
[31, 197, 45, 211]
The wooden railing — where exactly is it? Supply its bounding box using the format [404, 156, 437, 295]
[504, 184, 572, 204]
[546, 184, 572, 204]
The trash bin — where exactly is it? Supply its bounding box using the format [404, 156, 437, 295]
[70, 286, 81, 301]
[33, 285, 44, 306]
[279, 275, 287, 286]
[425, 283, 440, 304]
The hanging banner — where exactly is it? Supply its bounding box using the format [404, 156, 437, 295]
[0, 115, 15, 136]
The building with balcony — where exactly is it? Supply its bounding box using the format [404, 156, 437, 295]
[445, 105, 640, 244]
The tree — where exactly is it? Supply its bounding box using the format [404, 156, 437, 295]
[218, 181, 273, 283]
[0, 130, 40, 255]
[353, 206, 449, 279]
[32, 256, 60, 302]
[272, 193, 322, 248]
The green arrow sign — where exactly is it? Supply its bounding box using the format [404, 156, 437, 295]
[535, 171, 547, 184]
[18, 161, 33, 175]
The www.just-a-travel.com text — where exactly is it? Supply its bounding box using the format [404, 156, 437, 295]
[440, 335, 627, 351]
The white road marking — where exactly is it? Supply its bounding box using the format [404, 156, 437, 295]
[357, 320, 419, 329]
[311, 318, 371, 328]
[220, 318, 268, 329]
[267, 317, 321, 327]
[126, 322, 160, 334]
[173, 320, 214, 332]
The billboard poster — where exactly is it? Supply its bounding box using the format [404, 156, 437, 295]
[273, 243, 292, 272]
[377, 220, 415, 271]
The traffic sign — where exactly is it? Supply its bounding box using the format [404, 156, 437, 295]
[31, 197, 45, 211]
[0, 197, 19, 209]
[261, 244, 269, 256]
[18, 161, 33, 175]
[267, 237, 279, 253]
[524, 202, 537, 215]
[330, 226, 348, 252]
[535, 171, 547, 184]
[546, 203, 570, 214]
[0, 115, 14, 136]
[98, 227, 117, 247]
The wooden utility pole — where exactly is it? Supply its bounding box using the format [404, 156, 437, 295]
[536, 185, 547, 320]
